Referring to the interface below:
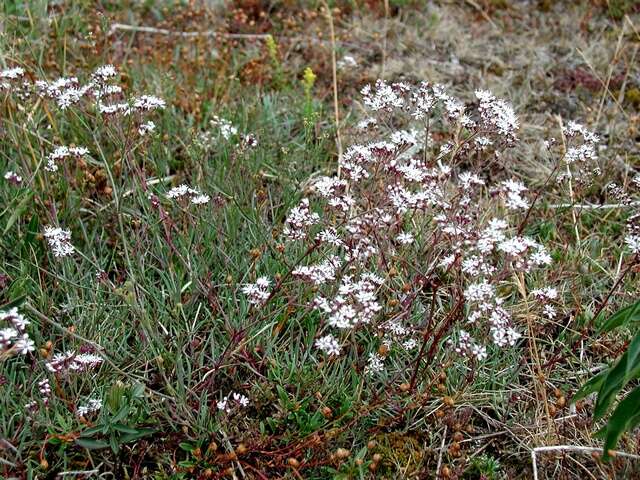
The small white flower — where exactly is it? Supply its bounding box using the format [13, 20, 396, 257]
[315, 334, 341, 356]
[364, 352, 385, 375]
[625, 234, 640, 254]
[138, 121, 156, 136]
[242, 276, 271, 305]
[133, 95, 166, 111]
[4, 171, 22, 184]
[396, 232, 414, 245]
[337, 55, 358, 69]
[14, 334, 35, 354]
[77, 398, 102, 417]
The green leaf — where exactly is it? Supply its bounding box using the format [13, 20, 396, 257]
[109, 434, 119, 453]
[76, 438, 110, 450]
[3, 191, 34, 235]
[572, 369, 607, 403]
[179, 442, 195, 452]
[593, 351, 629, 420]
[81, 425, 104, 436]
[601, 386, 640, 460]
[111, 405, 130, 424]
[624, 332, 640, 378]
[600, 299, 640, 332]
[112, 423, 140, 434]
[119, 429, 154, 443]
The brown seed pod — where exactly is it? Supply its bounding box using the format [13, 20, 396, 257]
[453, 431, 464, 442]
[443, 396, 455, 407]
[287, 458, 300, 468]
[367, 440, 377, 449]
[336, 448, 350, 459]
[321, 406, 333, 418]
[441, 465, 451, 477]
[372, 453, 382, 462]
[399, 382, 411, 392]
[557, 396, 566, 408]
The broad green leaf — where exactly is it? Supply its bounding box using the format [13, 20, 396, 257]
[601, 386, 640, 460]
[119, 429, 154, 443]
[593, 350, 629, 420]
[624, 332, 640, 379]
[601, 299, 640, 332]
[81, 426, 104, 436]
[572, 369, 607, 403]
[111, 405, 130, 424]
[112, 423, 140, 434]
[76, 438, 109, 450]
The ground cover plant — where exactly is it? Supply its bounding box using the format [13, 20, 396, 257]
[1, 1, 640, 478]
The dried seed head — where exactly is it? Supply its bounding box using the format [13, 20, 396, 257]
[336, 448, 350, 459]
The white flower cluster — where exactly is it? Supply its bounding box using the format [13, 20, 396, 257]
[4, 65, 165, 137]
[217, 391, 250, 412]
[4, 170, 22, 185]
[46, 350, 103, 374]
[45, 145, 89, 173]
[315, 334, 341, 355]
[531, 286, 560, 319]
[77, 398, 102, 417]
[241, 276, 271, 305]
[210, 116, 238, 140]
[314, 273, 384, 329]
[364, 352, 385, 375]
[475, 89, 519, 143]
[337, 55, 358, 69]
[451, 330, 487, 361]
[138, 120, 156, 136]
[625, 213, 640, 255]
[293, 256, 341, 286]
[43, 225, 75, 257]
[499, 179, 529, 210]
[166, 184, 210, 205]
[283, 198, 320, 240]
[0, 308, 35, 357]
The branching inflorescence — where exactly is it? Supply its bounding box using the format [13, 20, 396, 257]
[243, 80, 611, 379]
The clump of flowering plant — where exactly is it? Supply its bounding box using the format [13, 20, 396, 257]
[245, 80, 567, 383]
